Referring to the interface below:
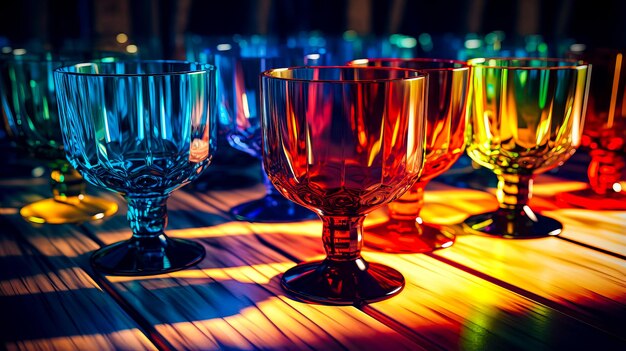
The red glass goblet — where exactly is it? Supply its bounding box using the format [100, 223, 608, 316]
[261, 66, 428, 305]
[350, 58, 469, 253]
[559, 49, 626, 209]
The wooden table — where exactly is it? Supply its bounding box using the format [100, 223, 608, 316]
[1, 150, 625, 351]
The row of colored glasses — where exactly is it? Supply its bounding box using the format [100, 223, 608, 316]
[263, 57, 591, 304]
[0, 52, 606, 305]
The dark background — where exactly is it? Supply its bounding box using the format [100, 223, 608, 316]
[0, 0, 625, 58]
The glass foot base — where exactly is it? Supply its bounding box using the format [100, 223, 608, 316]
[20, 195, 118, 224]
[91, 236, 205, 276]
[557, 188, 626, 210]
[231, 194, 318, 222]
[365, 220, 455, 253]
[463, 207, 562, 238]
[281, 258, 405, 305]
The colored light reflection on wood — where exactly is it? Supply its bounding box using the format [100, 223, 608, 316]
[5, 329, 156, 351]
[152, 296, 421, 350]
[362, 252, 549, 349]
[2, 154, 625, 350]
[101, 231, 422, 350]
[107, 262, 295, 284]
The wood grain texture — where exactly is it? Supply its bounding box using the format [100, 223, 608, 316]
[419, 180, 626, 338]
[2, 153, 625, 351]
[252, 217, 626, 350]
[79, 189, 425, 351]
[0, 213, 156, 351]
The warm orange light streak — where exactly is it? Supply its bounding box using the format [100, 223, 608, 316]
[5, 328, 156, 351]
[530, 179, 588, 196]
[0, 239, 22, 256]
[246, 220, 322, 237]
[241, 93, 251, 119]
[419, 188, 498, 225]
[0, 177, 48, 187]
[167, 222, 256, 239]
[234, 65, 252, 130]
[437, 235, 626, 304]
[544, 208, 626, 250]
[0, 207, 18, 215]
[93, 221, 260, 246]
[361, 251, 532, 350]
[107, 262, 295, 284]
[0, 268, 101, 296]
[607, 53, 623, 128]
[28, 236, 98, 257]
[154, 296, 420, 350]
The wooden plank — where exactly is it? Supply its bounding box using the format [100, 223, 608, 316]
[433, 234, 626, 336]
[3, 151, 624, 350]
[0, 213, 156, 351]
[422, 176, 626, 257]
[250, 218, 626, 350]
[419, 184, 626, 337]
[365, 251, 626, 350]
[82, 189, 426, 350]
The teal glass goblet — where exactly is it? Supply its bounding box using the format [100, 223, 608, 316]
[55, 61, 216, 275]
[0, 52, 119, 223]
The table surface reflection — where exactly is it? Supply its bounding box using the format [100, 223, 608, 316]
[1, 148, 625, 351]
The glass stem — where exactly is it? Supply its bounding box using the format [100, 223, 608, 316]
[588, 150, 625, 195]
[496, 174, 533, 210]
[49, 159, 85, 200]
[321, 216, 364, 261]
[388, 181, 426, 221]
[126, 196, 169, 239]
[260, 162, 279, 197]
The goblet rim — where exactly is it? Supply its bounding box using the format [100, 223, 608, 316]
[213, 46, 303, 60]
[347, 57, 469, 72]
[0, 50, 127, 64]
[261, 65, 427, 83]
[53, 60, 215, 77]
[468, 57, 589, 70]
[569, 47, 626, 56]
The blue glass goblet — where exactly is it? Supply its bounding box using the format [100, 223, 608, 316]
[55, 61, 216, 275]
[217, 49, 317, 222]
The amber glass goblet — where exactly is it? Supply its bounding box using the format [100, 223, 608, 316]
[350, 58, 469, 253]
[0, 53, 118, 224]
[261, 66, 428, 305]
[464, 58, 591, 238]
[558, 49, 626, 209]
